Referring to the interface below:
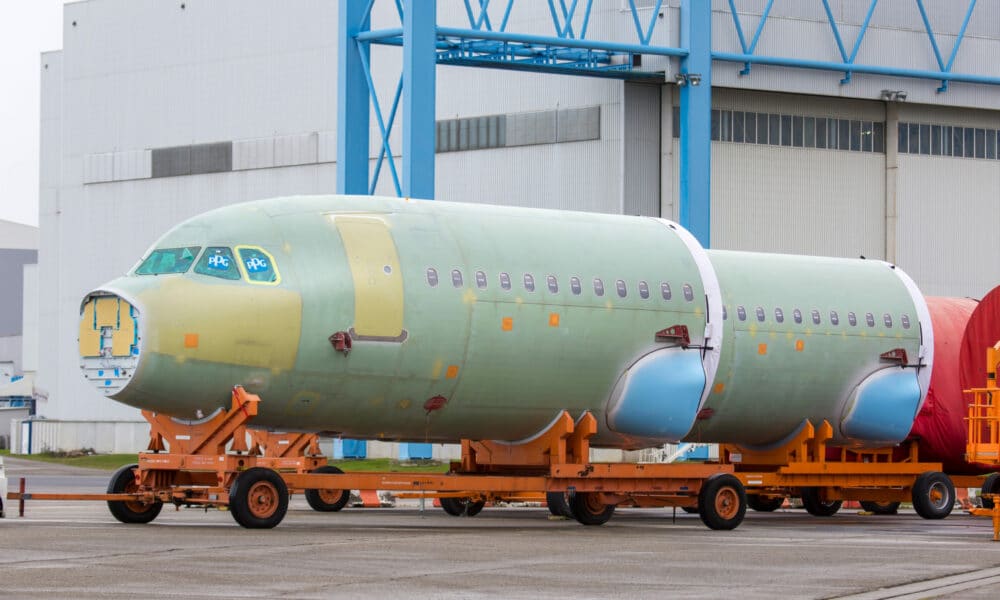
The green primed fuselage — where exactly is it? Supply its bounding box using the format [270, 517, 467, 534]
[81, 195, 927, 449]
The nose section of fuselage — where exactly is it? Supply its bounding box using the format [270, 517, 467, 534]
[79, 289, 142, 397]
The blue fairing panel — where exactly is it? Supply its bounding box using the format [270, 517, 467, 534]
[607, 349, 706, 441]
[841, 368, 922, 444]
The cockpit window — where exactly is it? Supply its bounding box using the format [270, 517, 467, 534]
[135, 246, 200, 275]
[237, 247, 279, 284]
[194, 247, 240, 280]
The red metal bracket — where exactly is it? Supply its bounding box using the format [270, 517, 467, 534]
[329, 331, 352, 354]
[655, 325, 690, 348]
[880, 348, 909, 366]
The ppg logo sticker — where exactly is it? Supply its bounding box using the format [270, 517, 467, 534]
[207, 254, 230, 269]
[245, 257, 269, 272]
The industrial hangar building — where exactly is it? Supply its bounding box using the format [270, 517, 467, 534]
[18, 0, 1000, 453]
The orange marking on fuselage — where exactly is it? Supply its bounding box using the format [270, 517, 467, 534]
[184, 333, 199, 348]
[502, 317, 513, 331]
[758, 343, 767, 355]
[548, 313, 560, 327]
[713, 382, 725, 394]
[445, 365, 459, 379]
[795, 339, 805, 352]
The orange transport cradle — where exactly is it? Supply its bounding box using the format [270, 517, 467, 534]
[5, 384, 968, 531]
[965, 342, 1000, 540]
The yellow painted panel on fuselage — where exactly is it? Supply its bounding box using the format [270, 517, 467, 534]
[334, 216, 404, 339]
[136, 277, 302, 370]
[79, 299, 100, 357]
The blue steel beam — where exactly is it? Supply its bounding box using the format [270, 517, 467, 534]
[402, 0, 436, 199]
[679, 0, 712, 248]
[337, 1, 371, 195]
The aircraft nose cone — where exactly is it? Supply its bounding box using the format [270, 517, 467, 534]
[79, 291, 141, 397]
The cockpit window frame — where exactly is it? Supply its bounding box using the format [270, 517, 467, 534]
[234, 245, 282, 286]
[194, 246, 242, 281]
[134, 246, 201, 276]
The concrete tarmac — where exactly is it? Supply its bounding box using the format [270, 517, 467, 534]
[3, 458, 1000, 599]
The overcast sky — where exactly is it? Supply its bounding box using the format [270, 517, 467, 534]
[0, 1, 64, 227]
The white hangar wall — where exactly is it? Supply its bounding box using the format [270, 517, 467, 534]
[31, 0, 1000, 449]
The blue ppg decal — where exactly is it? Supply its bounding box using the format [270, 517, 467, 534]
[245, 256, 269, 273]
[207, 254, 230, 270]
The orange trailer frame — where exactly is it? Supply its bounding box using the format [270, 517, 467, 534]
[5, 385, 970, 530]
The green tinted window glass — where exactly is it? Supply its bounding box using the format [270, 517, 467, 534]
[194, 247, 240, 280]
[135, 246, 200, 275]
[238, 247, 277, 283]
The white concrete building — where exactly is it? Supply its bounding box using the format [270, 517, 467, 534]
[23, 0, 1000, 452]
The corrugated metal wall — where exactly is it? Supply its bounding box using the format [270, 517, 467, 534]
[895, 104, 1000, 298]
[671, 88, 886, 258]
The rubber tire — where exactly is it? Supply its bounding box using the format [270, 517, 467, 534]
[698, 473, 746, 530]
[681, 506, 700, 514]
[912, 471, 955, 520]
[546, 491, 573, 517]
[107, 464, 162, 524]
[980, 473, 1000, 509]
[568, 492, 615, 526]
[304, 465, 350, 512]
[859, 500, 901, 515]
[439, 497, 486, 517]
[800, 487, 842, 517]
[747, 494, 784, 512]
[229, 467, 289, 529]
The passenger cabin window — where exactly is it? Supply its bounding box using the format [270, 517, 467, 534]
[901, 314, 911, 329]
[793, 309, 803, 324]
[547, 275, 558, 293]
[570, 276, 582, 295]
[884, 313, 893, 328]
[683, 284, 694, 302]
[638, 281, 649, 299]
[426, 268, 439, 287]
[451, 269, 464, 288]
[499, 272, 511, 290]
[616, 280, 627, 298]
[811, 309, 821, 325]
[594, 278, 605, 297]
[848, 311, 857, 326]
[523, 274, 535, 292]
[723, 305, 728, 320]
[866, 312, 876, 327]
[194, 247, 240, 280]
[238, 247, 278, 283]
[475, 270, 487, 289]
[737, 306, 747, 321]
[661, 282, 672, 300]
[136, 246, 201, 275]
[830, 311, 840, 326]
[755, 307, 765, 322]
[774, 308, 784, 323]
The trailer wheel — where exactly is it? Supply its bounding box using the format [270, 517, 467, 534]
[980, 473, 1000, 509]
[800, 487, 842, 517]
[440, 497, 485, 517]
[304, 465, 350, 512]
[912, 471, 954, 520]
[747, 494, 784, 512]
[107, 464, 162, 524]
[546, 491, 573, 517]
[859, 500, 900, 515]
[229, 467, 289, 529]
[698, 474, 746, 530]
[569, 492, 615, 526]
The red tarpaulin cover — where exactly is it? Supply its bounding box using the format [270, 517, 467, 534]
[957, 285, 1000, 473]
[906, 296, 978, 473]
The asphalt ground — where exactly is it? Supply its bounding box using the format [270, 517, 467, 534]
[3, 456, 1000, 599]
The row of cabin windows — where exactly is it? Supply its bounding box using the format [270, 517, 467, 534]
[725, 305, 911, 329]
[426, 268, 695, 301]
